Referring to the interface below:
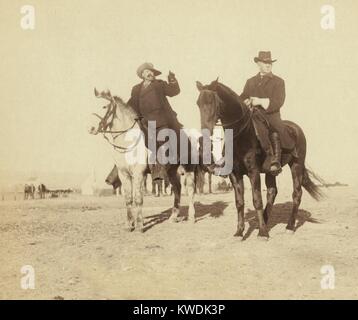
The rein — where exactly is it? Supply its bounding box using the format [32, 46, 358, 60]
[215, 93, 252, 139]
[102, 123, 143, 153]
[93, 101, 143, 153]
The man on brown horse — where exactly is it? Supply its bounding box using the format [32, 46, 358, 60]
[127, 62, 183, 180]
[240, 51, 295, 176]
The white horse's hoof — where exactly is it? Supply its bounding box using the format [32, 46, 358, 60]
[170, 216, 179, 223]
[187, 217, 196, 224]
[257, 236, 269, 241]
[286, 229, 295, 235]
[125, 226, 135, 232]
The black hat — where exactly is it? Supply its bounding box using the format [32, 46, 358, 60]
[254, 51, 277, 63]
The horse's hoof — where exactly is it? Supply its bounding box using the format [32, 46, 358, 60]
[285, 229, 295, 235]
[233, 231, 244, 240]
[187, 217, 196, 223]
[170, 217, 179, 223]
[125, 226, 135, 232]
[234, 235, 244, 241]
[257, 235, 269, 241]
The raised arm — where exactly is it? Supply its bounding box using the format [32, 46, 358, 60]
[161, 71, 180, 97]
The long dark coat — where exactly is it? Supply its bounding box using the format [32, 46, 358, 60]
[240, 72, 295, 149]
[127, 79, 183, 130]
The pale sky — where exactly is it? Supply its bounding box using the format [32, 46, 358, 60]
[1, 0, 358, 185]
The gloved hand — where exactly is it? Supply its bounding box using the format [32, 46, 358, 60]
[243, 98, 251, 106]
[250, 97, 261, 106]
[168, 70, 176, 82]
[250, 97, 270, 109]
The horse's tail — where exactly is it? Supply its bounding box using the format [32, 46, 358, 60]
[302, 166, 325, 201]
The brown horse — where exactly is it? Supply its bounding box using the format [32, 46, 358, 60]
[196, 79, 322, 240]
[90, 89, 197, 232]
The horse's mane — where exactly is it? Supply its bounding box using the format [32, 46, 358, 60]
[113, 95, 138, 118]
[215, 82, 245, 111]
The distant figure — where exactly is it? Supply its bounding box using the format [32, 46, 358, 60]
[152, 179, 162, 197]
[194, 166, 212, 195]
[152, 171, 172, 197]
[24, 184, 35, 200]
[105, 165, 122, 196]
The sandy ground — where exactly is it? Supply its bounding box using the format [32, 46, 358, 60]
[1, 183, 358, 300]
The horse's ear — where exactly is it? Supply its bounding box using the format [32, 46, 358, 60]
[196, 81, 204, 91]
[94, 87, 99, 97]
[210, 77, 219, 90]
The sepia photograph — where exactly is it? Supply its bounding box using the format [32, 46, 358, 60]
[1, 0, 358, 305]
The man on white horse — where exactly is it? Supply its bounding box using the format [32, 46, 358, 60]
[127, 62, 183, 181]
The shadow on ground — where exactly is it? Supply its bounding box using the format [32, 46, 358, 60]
[143, 201, 228, 232]
[243, 201, 320, 240]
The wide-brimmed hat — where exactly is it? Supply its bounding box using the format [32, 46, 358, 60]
[254, 51, 277, 63]
[136, 62, 162, 79]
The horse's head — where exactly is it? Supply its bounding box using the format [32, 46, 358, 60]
[196, 78, 223, 134]
[89, 88, 130, 135]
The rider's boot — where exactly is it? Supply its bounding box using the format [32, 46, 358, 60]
[269, 132, 282, 176]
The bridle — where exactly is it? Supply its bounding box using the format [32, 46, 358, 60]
[201, 89, 252, 139]
[92, 88, 142, 153]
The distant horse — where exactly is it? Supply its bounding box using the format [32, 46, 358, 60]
[196, 80, 322, 240]
[38, 184, 48, 199]
[24, 184, 35, 200]
[90, 89, 197, 232]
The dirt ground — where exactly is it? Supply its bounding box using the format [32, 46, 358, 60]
[1, 183, 358, 300]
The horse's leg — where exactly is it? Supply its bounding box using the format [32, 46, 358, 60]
[263, 174, 278, 225]
[185, 171, 196, 222]
[152, 180, 156, 195]
[229, 172, 245, 239]
[167, 166, 181, 222]
[158, 180, 163, 197]
[248, 170, 269, 239]
[287, 162, 303, 233]
[120, 173, 135, 231]
[208, 173, 212, 194]
[133, 172, 144, 232]
[143, 174, 147, 194]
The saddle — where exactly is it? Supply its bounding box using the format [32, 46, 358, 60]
[251, 108, 298, 155]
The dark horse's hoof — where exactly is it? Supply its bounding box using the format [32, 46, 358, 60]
[257, 230, 269, 241]
[233, 230, 244, 240]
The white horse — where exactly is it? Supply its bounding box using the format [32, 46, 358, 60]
[89, 89, 196, 232]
